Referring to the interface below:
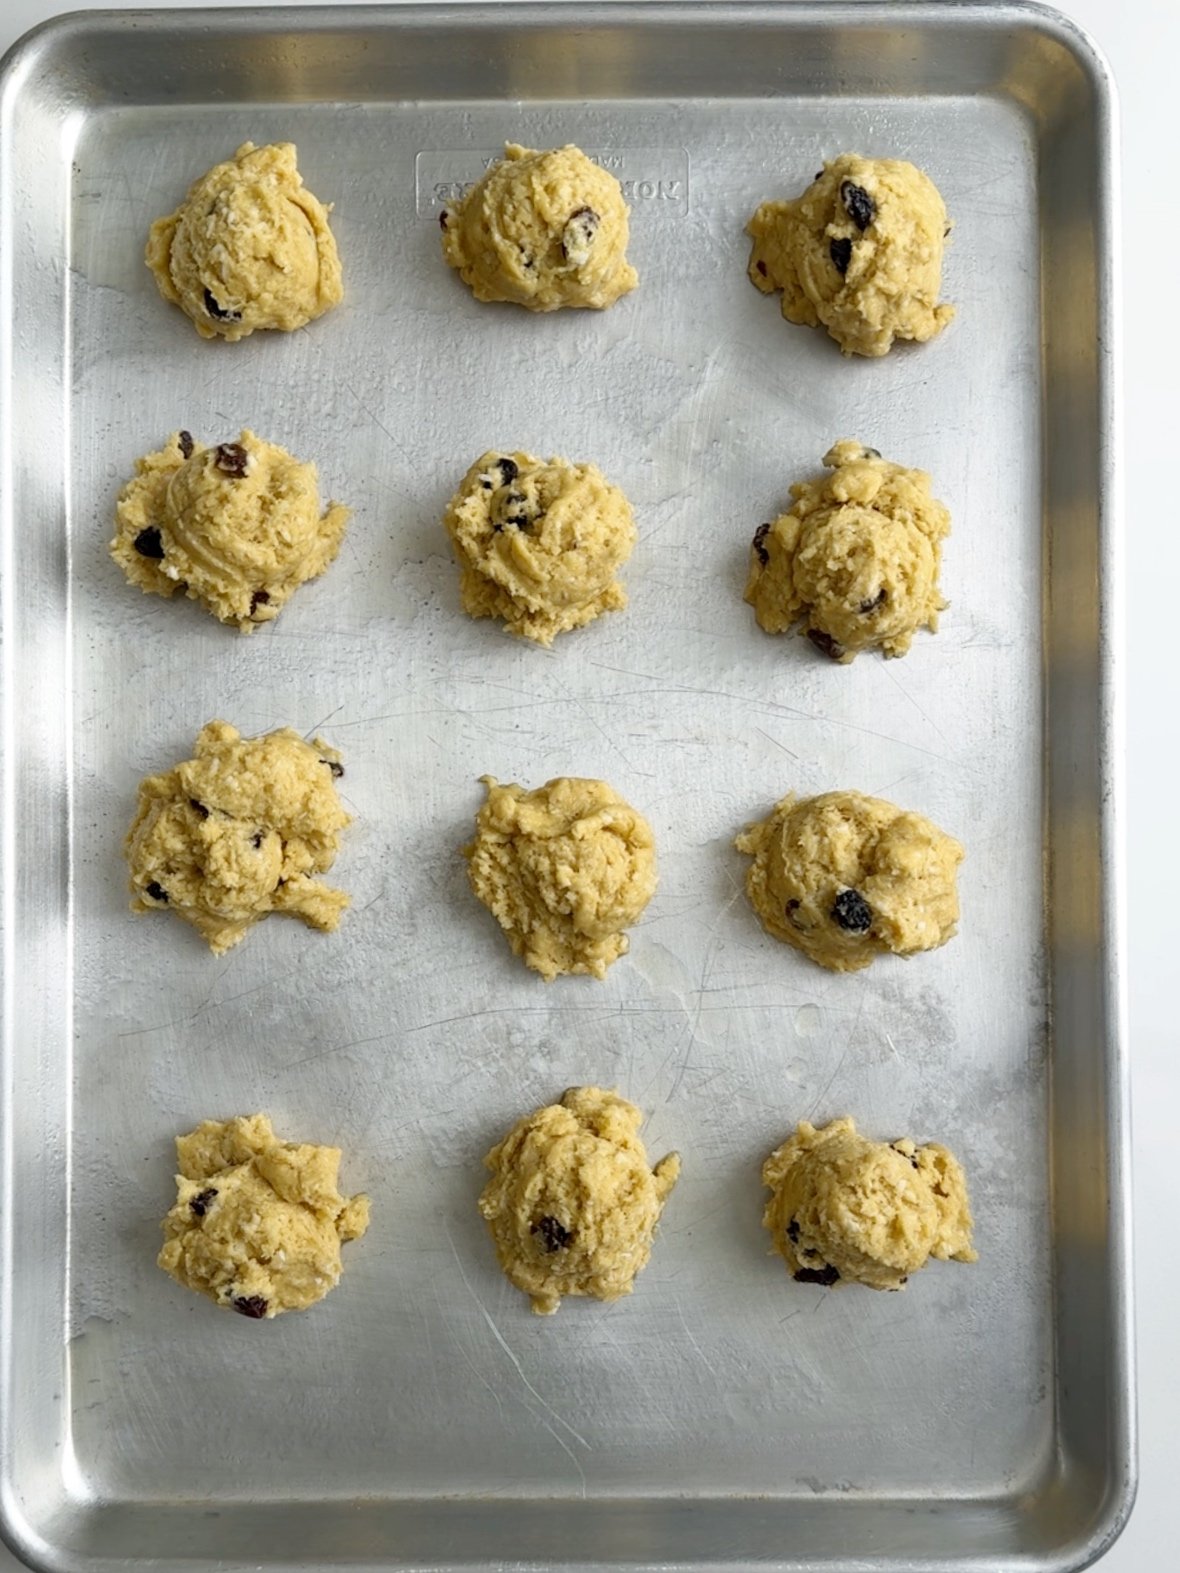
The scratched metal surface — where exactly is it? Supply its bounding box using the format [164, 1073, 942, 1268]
[0, 5, 1130, 1571]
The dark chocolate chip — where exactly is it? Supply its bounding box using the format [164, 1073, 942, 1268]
[793, 1264, 840, 1286]
[145, 881, 169, 903]
[493, 457, 518, 487]
[813, 171, 824, 183]
[752, 522, 771, 567]
[322, 759, 344, 778]
[249, 589, 270, 616]
[899, 1276, 909, 1284]
[189, 799, 209, 819]
[859, 588, 888, 615]
[786, 1219, 801, 1244]
[232, 1295, 268, 1319]
[840, 180, 876, 232]
[502, 492, 536, 531]
[215, 443, 249, 478]
[133, 526, 165, 560]
[438, 209, 449, 230]
[755, 259, 768, 277]
[531, 1215, 573, 1253]
[910, 1155, 920, 1170]
[561, 205, 600, 261]
[251, 831, 264, 849]
[831, 888, 872, 934]
[807, 628, 846, 661]
[829, 236, 853, 275]
[189, 1187, 217, 1218]
[203, 288, 241, 323]
[178, 430, 195, 459]
[861, 446, 881, 459]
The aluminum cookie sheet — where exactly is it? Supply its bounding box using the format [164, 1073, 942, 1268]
[0, 4, 1131, 1571]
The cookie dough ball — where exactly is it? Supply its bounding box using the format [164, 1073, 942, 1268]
[443, 450, 635, 645]
[747, 154, 953, 357]
[762, 1117, 976, 1291]
[746, 440, 950, 662]
[479, 1086, 680, 1315]
[125, 721, 351, 955]
[464, 775, 656, 980]
[110, 429, 349, 632]
[735, 790, 963, 972]
[440, 143, 638, 311]
[146, 141, 343, 341]
[159, 1114, 370, 1318]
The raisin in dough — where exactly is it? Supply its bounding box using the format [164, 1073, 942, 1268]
[125, 721, 351, 955]
[762, 1117, 976, 1291]
[443, 450, 635, 645]
[159, 1114, 370, 1318]
[464, 776, 656, 980]
[736, 790, 963, 972]
[110, 429, 349, 632]
[747, 154, 953, 357]
[441, 143, 638, 311]
[746, 440, 950, 662]
[146, 141, 343, 341]
[479, 1086, 680, 1315]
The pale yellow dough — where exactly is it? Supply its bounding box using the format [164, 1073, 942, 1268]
[746, 440, 950, 662]
[443, 450, 635, 645]
[146, 141, 343, 341]
[125, 721, 351, 955]
[441, 143, 638, 311]
[747, 153, 953, 357]
[762, 1117, 976, 1291]
[158, 1114, 369, 1318]
[479, 1086, 680, 1315]
[736, 790, 963, 972]
[464, 776, 656, 980]
[110, 429, 349, 632]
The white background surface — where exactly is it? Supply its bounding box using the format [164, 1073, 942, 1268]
[0, 0, 1171, 1569]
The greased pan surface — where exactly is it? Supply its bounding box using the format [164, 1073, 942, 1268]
[0, 5, 1129, 1570]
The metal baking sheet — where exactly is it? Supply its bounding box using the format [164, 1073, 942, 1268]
[0, 3, 1131, 1570]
